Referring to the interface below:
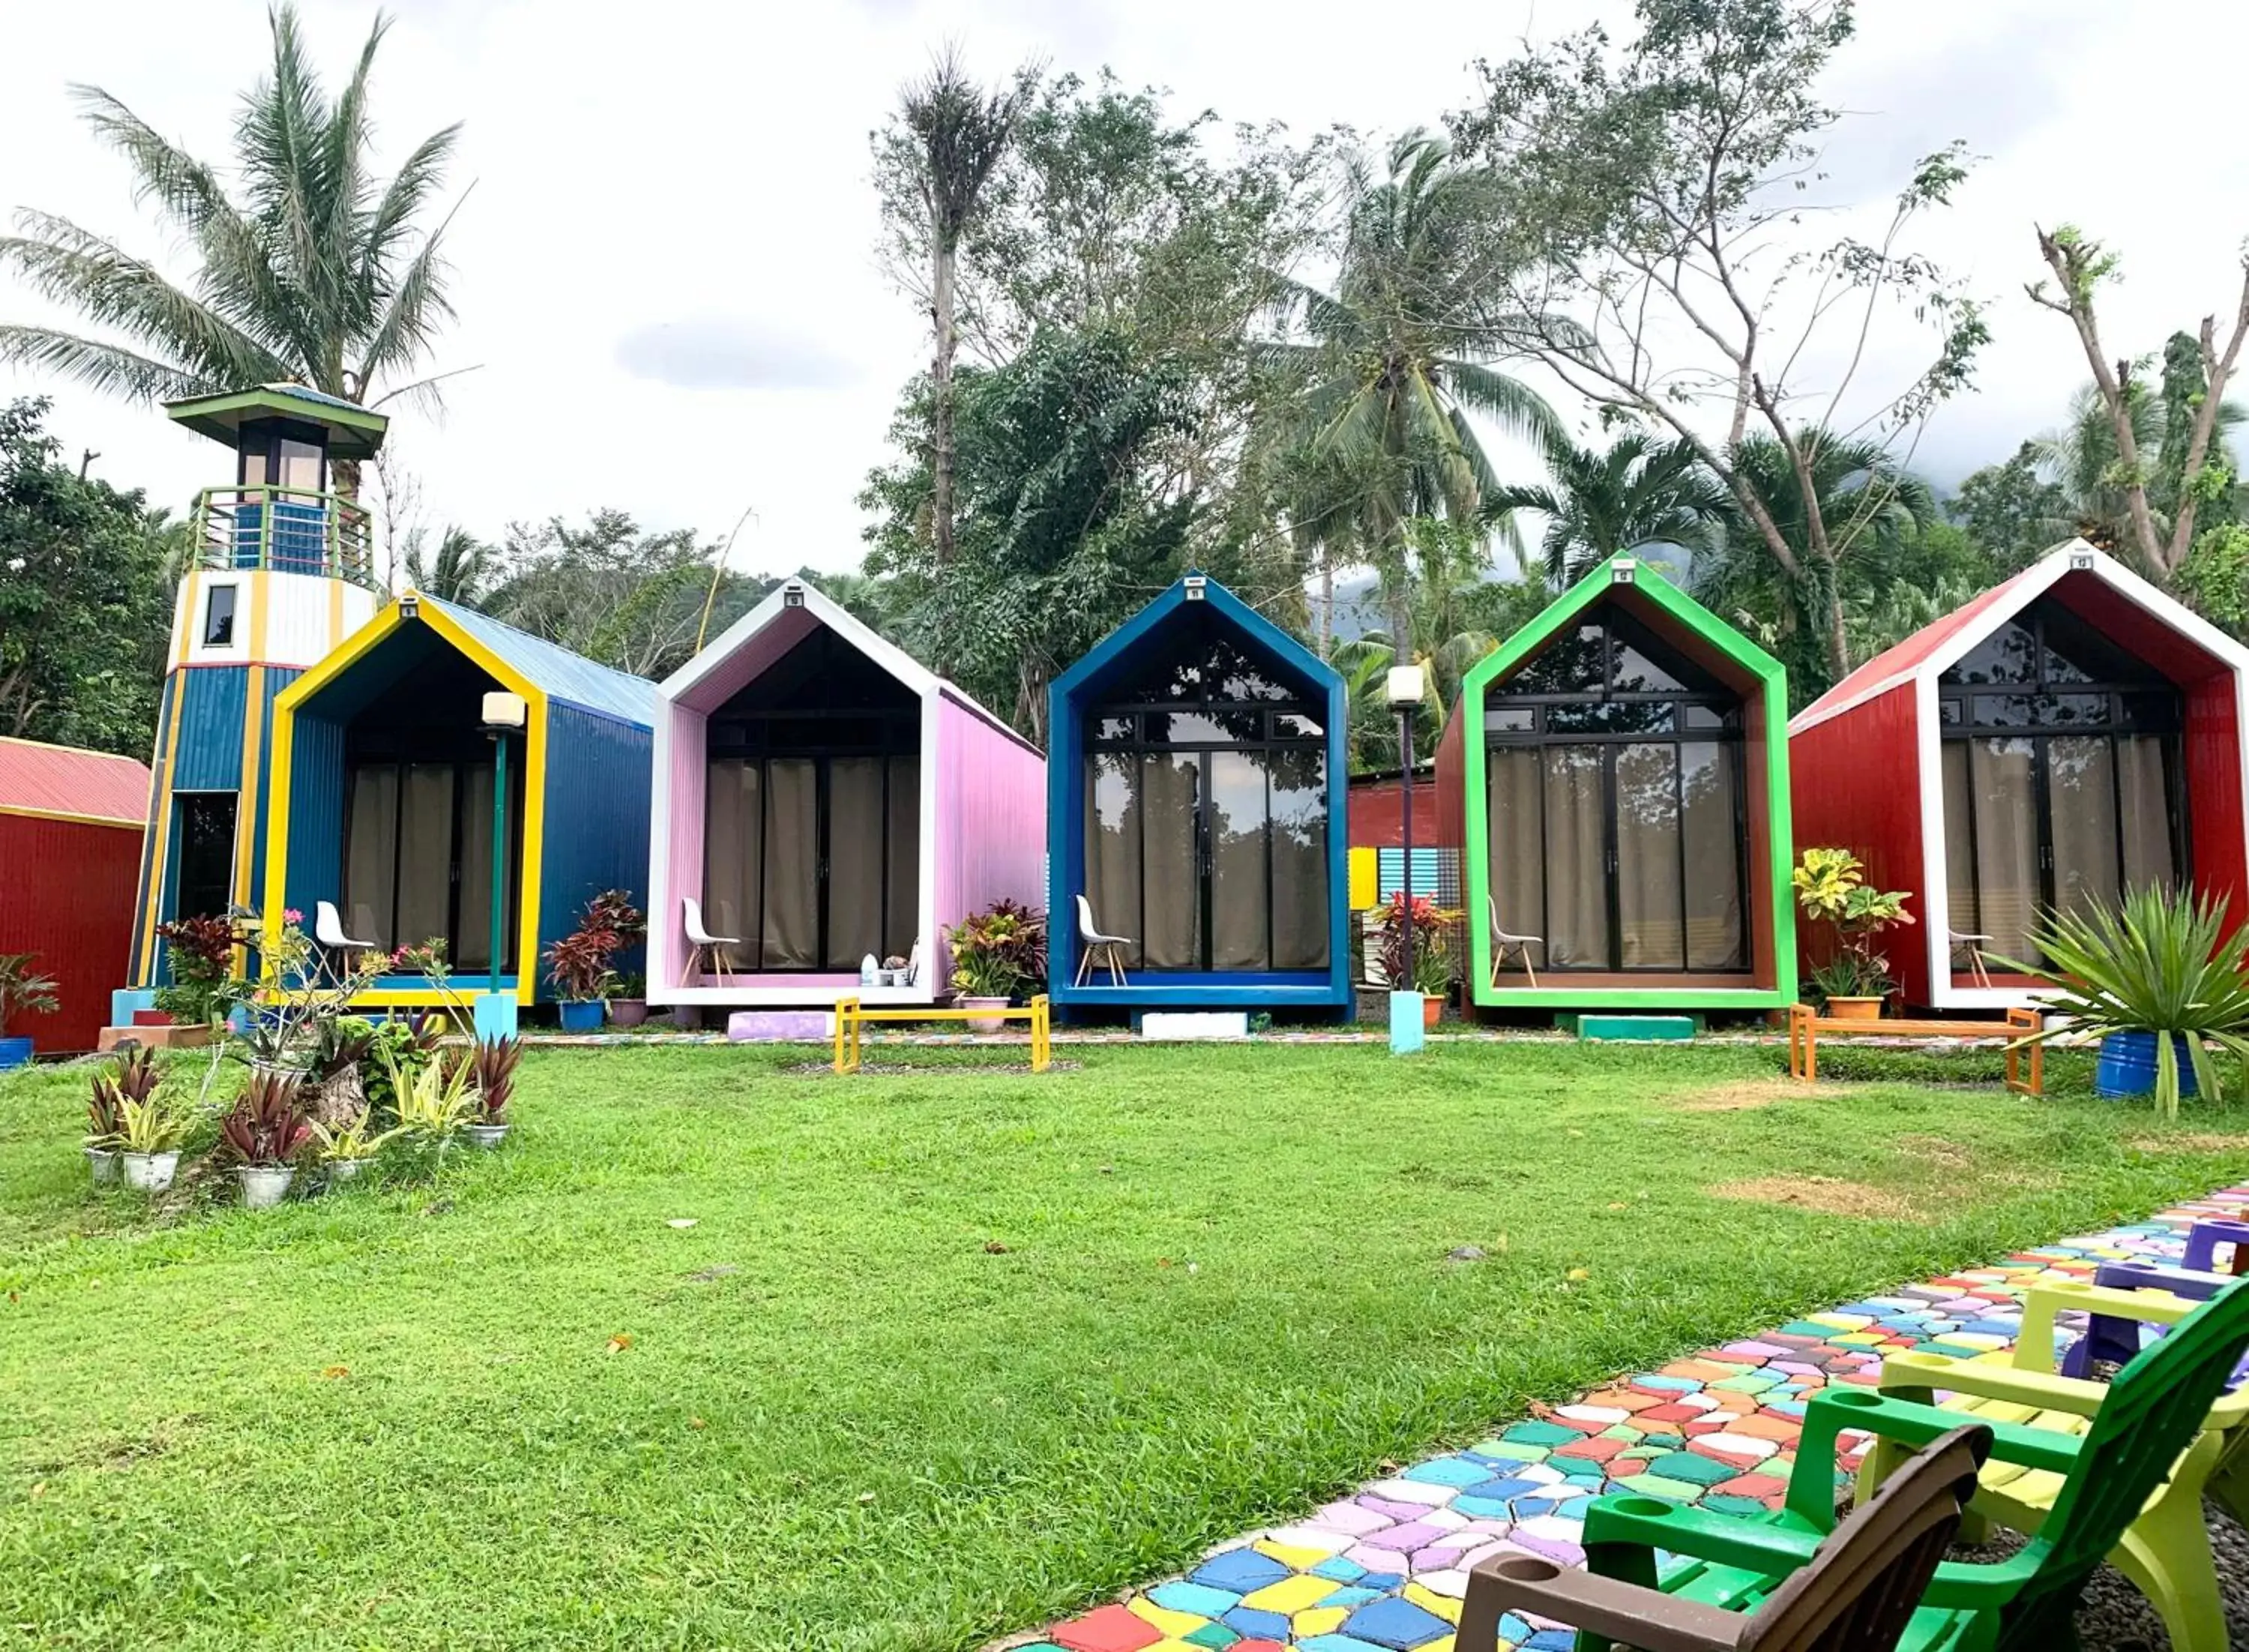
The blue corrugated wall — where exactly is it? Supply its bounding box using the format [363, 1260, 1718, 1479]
[250, 667, 301, 885]
[280, 711, 347, 926]
[170, 666, 250, 790]
[536, 702, 655, 995]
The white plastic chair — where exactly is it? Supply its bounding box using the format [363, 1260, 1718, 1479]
[1487, 895, 1541, 989]
[314, 899, 378, 979]
[1074, 894, 1131, 986]
[1949, 928, 1994, 988]
[682, 896, 741, 986]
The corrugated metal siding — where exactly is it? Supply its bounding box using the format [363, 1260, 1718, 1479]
[933, 693, 1047, 990]
[2184, 675, 2247, 938]
[0, 737, 151, 822]
[648, 701, 706, 995]
[170, 666, 250, 791]
[537, 703, 654, 998]
[127, 672, 178, 984]
[1789, 679, 1923, 1002]
[434, 598, 660, 728]
[280, 712, 347, 926]
[0, 811, 141, 1052]
[248, 667, 301, 885]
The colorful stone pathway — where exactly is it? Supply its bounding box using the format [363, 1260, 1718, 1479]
[1017, 1181, 2249, 1652]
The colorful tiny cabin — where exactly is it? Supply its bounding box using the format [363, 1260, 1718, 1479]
[647, 578, 1046, 1009]
[264, 594, 657, 1008]
[1436, 555, 1796, 1013]
[129, 385, 386, 989]
[1789, 540, 2249, 1010]
[0, 738, 151, 1053]
[1047, 574, 1350, 1014]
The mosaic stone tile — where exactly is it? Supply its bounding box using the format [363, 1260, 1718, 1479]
[1029, 1183, 2249, 1651]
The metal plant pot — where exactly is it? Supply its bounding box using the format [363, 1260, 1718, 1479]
[466, 1122, 510, 1150]
[85, 1147, 119, 1186]
[121, 1151, 179, 1193]
[327, 1158, 373, 1183]
[237, 1165, 295, 1210]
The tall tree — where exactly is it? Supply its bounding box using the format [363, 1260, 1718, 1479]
[1261, 132, 1560, 651]
[2029, 224, 2249, 579]
[483, 510, 750, 681]
[1949, 440, 2073, 568]
[1484, 429, 1732, 585]
[0, 6, 465, 491]
[1451, 0, 1987, 682]
[0, 398, 172, 756]
[402, 525, 495, 606]
[875, 48, 1035, 573]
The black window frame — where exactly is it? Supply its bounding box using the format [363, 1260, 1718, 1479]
[202, 582, 238, 647]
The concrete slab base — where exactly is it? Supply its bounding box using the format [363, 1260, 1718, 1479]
[1139, 1012, 1250, 1041]
[727, 1010, 832, 1042]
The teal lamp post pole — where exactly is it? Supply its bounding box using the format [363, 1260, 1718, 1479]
[1385, 663, 1427, 1055]
[478, 690, 529, 1038]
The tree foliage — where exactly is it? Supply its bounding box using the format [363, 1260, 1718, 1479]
[1486, 429, 1732, 585]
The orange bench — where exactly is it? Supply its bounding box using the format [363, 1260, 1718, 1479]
[1786, 1003, 2042, 1094]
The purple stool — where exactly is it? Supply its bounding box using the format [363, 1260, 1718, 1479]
[2181, 1216, 2249, 1273]
[2059, 1239, 2245, 1381]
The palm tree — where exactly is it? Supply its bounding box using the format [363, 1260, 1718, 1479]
[0, 7, 463, 492]
[2036, 382, 2247, 556]
[403, 525, 493, 606]
[1262, 132, 1560, 648]
[1485, 429, 1732, 585]
[889, 48, 1033, 569]
[1693, 429, 1940, 699]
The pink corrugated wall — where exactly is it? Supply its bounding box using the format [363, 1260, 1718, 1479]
[933, 693, 1047, 988]
[651, 700, 708, 992]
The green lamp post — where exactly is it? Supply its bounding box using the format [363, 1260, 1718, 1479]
[478, 690, 528, 1018]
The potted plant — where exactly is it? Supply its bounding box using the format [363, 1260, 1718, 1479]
[1792, 847, 1914, 1019]
[386, 1043, 478, 1153]
[116, 1090, 190, 1192]
[466, 1035, 521, 1148]
[947, 902, 1047, 1032]
[152, 914, 237, 1045]
[85, 1047, 159, 1184]
[608, 973, 649, 1028]
[1997, 886, 2249, 1119]
[543, 889, 645, 1032]
[1376, 893, 1460, 1030]
[220, 1069, 313, 1208]
[0, 951, 60, 1069]
[310, 1115, 400, 1182]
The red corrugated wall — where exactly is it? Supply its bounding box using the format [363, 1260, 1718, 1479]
[1346, 771, 1449, 849]
[1787, 682, 1927, 1004]
[0, 813, 142, 1053]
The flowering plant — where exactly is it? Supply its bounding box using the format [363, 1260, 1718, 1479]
[543, 890, 644, 1001]
[1375, 893, 1460, 993]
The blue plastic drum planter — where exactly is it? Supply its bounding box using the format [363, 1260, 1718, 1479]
[0, 1035, 31, 1070]
[556, 1000, 606, 1034]
[2094, 1030, 2200, 1100]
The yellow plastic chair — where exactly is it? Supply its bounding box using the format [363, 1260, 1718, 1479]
[1863, 1276, 2249, 1652]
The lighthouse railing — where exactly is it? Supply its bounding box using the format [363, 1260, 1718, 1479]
[192, 484, 377, 587]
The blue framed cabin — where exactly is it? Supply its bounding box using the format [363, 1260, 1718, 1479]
[1048, 574, 1349, 1013]
[264, 594, 657, 1008]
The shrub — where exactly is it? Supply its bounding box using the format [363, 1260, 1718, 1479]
[948, 901, 1047, 1000]
[1792, 847, 1914, 1002]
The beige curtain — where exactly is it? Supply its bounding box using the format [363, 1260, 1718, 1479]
[1487, 748, 1545, 968]
[1084, 755, 1143, 967]
[1268, 747, 1329, 970]
[1616, 743, 1683, 967]
[1969, 737, 2040, 962]
[1542, 747, 1608, 967]
[455, 762, 504, 971]
[1941, 742, 1979, 956]
[396, 763, 454, 955]
[703, 760, 761, 958]
[2117, 735, 2178, 895]
[762, 759, 819, 968]
[2048, 735, 2119, 925]
[343, 764, 399, 950]
[1141, 753, 1202, 969]
[825, 757, 885, 970]
[1208, 750, 1268, 971]
[885, 757, 920, 961]
[1679, 742, 1742, 969]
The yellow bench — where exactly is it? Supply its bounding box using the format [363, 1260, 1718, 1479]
[832, 995, 1052, 1074]
[1785, 1002, 2042, 1094]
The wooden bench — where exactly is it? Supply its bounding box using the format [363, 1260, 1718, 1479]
[1786, 1003, 2043, 1094]
[832, 995, 1052, 1074]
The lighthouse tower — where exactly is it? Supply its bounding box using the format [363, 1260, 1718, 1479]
[124, 385, 388, 991]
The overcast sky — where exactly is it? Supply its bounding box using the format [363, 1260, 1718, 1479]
[3, 0, 2244, 587]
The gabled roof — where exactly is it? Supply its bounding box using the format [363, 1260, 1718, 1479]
[163, 384, 388, 460]
[1052, 573, 1339, 705]
[1459, 554, 1786, 704]
[0, 736, 151, 825]
[433, 597, 660, 727]
[1789, 540, 2249, 733]
[661, 577, 1034, 749]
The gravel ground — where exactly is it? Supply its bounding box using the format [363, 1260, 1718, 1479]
[1954, 1501, 2248, 1649]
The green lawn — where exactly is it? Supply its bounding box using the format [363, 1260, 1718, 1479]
[2, 1040, 2246, 1651]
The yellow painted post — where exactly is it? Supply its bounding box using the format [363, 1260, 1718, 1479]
[833, 998, 854, 1074]
[1031, 995, 1050, 1073]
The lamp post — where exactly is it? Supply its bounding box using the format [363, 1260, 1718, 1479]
[1385, 663, 1426, 1049]
[479, 691, 528, 1019]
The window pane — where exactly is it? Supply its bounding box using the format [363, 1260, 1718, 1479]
[885, 757, 920, 962]
[277, 438, 323, 492]
[1542, 746, 1609, 968]
[203, 585, 238, 646]
[1487, 747, 1544, 971]
[1508, 624, 1605, 695]
[1941, 741, 1978, 960]
[1484, 707, 1535, 733]
[342, 766, 398, 951]
[1139, 753, 1202, 969]
[825, 756, 885, 970]
[1942, 621, 2035, 684]
[1615, 743, 1683, 968]
[703, 760, 760, 972]
[1208, 751, 1269, 971]
[1267, 747, 1329, 969]
[395, 764, 455, 956]
[762, 759, 819, 969]
[1083, 753, 1142, 968]
[1679, 742, 1743, 968]
[2117, 735, 2178, 896]
[2048, 735, 2120, 927]
[1968, 738, 2040, 965]
[455, 762, 506, 972]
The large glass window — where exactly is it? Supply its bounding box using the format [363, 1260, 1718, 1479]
[1484, 603, 1749, 972]
[1939, 599, 2186, 968]
[701, 627, 921, 972]
[1080, 622, 1330, 973]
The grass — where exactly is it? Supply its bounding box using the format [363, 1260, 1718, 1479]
[2, 1040, 2247, 1651]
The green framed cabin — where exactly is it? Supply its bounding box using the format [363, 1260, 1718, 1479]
[1433, 555, 1795, 1012]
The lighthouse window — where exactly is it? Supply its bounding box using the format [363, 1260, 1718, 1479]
[202, 584, 238, 647]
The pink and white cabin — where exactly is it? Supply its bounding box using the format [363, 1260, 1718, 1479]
[648, 578, 1046, 1008]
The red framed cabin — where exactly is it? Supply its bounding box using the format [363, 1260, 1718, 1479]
[1789, 541, 2249, 1010]
[0, 738, 153, 1055]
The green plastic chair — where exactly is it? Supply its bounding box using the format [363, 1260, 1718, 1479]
[1555, 1275, 2249, 1652]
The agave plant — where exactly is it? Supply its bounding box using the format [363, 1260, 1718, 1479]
[87, 1046, 159, 1147]
[471, 1036, 522, 1124]
[309, 1115, 403, 1163]
[388, 1048, 478, 1145]
[220, 1070, 313, 1166]
[1993, 885, 2249, 1120]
